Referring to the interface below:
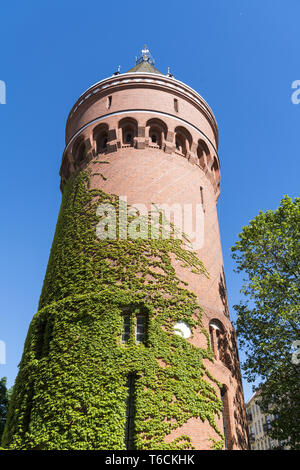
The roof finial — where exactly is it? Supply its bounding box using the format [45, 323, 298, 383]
[136, 45, 155, 65]
[142, 44, 150, 61]
[113, 65, 121, 76]
[167, 66, 173, 78]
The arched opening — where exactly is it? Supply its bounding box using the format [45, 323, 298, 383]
[93, 123, 109, 154]
[197, 139, 210, 169]
[175, 126, 192, 157]
[211, 156, 220, 181]
[72, 137, 86, 166]
[60, 154, 71, 180]
[97, 132, 108, 154]
[209, 319, 226, 363]
[146, 118, 167, 149]
[149, 127, 162, 147]
[175, 134, 186, 155]
[125, 130, 133, 145]
[118, 118, 138, 147]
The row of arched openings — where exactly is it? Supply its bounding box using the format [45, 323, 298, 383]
[71, 117, 220, 180]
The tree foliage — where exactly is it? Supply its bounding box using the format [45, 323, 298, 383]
[0, 377, 9, 443]
[232, 196, 300, 449]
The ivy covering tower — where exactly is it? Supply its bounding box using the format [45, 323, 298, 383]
[2, 48, 248, 450]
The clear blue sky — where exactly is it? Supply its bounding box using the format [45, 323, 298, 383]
[0, 0, 299, 402]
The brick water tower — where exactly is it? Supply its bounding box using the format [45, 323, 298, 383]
[3, 47, 248, 450]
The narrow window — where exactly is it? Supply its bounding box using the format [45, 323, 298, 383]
[125, 374, 136, 450]
[107, 95, 112, 109]
[136, 315, 145, 344]
[200, 186, 205, 212]
[174, 98, 179, 112]
[221, 386, 229, 450]
[121, 314, 130, 343]
[209, 326, 215, 352]
[200, 186, 204, 205]
[216, 329, 222, 360]
[209, 320, 225, 363]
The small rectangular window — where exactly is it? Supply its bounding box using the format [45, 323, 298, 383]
[174, 98, 178, 112]
[121, 314, 130, 343]
[136, 315, 145, 344]
[107, 95, 112, 109]
[200, 186, 205, 212]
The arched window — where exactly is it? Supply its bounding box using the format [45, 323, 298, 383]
[149, 128, 161, 147]
[174, 126, 192, 157]
[209, 319, 225, 363]
[72, 137, 86, 166]
[60, 154, 71, 180]
[96, 132, 108, 154]
[197, 139, 210, 169]
[118, 118, 138, 148]
[93, 123, 109, 154]
[146, 118, 167, 149]
[175, 134, 186, 155]
[211, 156, 220, 181]
[77, 142, 85, 162]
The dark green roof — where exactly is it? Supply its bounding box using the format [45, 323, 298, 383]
[127, 60, 164, 75]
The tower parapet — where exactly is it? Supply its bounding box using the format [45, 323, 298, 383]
[60, 65, 220, 196]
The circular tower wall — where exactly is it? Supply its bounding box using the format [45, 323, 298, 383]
[3, 58, 249, 451]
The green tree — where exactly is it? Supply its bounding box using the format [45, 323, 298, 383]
[0, 377, 9, 443]
[232, 196, 300, 449]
